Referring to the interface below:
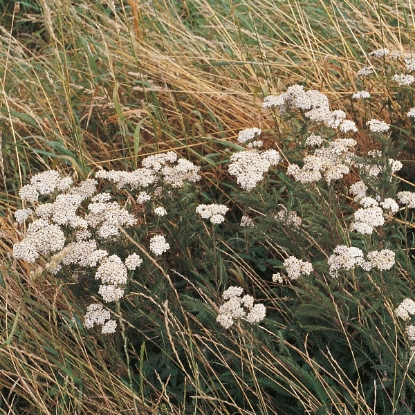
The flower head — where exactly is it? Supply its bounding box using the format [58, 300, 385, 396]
[229, 149, 280, 191]
[196, 204, 229, 224]
[125, 253, 143, 270]
[238, 127, 261, 143]
[217, 286, 266, 329]
[353, 91, 371, 99]
[367, 119, 390, 133]
[392, 74, 415, 86]
[396, 299, 415, 321]
[283, 256, 313, 280]
[149, 235, 170, 255]
[154, 206, 167, 216]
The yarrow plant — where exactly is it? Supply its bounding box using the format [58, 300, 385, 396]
[13, 152, 201, 333]
[196, 204, 229, 224]
[11, 46, 415, 415]
[221, 50, 415, 413]
[216, 286, 266, 329]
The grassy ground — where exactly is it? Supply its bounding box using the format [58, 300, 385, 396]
[2, 0, 415, 414]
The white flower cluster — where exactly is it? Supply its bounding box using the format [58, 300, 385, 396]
[13, 219, 66, 262]
[236, 133, 264, 148]
[406, 325, 415, 341]
[392, 74, 415, 86]
[238, 127, 262, 145]
[84, 303, 116, 334]
[328, 245, 366, 276]
[228, 149, 280, 191]
[395, 299, 415, 345]
[86, 201, 137, 239]
[305, 134, 323, 147]
[351, 206, 385, 234]
[61, 240, 108, 268]
[353, 152, 402, 179]
[350, 191, 400, 234]
[96, 151, 200, 190]
[125, 253, 143, 270]
[149, 235, 170, 255]
[283, 256, 313, 280]
[14, 208, 33, 224]
[356, 66, 374, 77]
[404, 53, 415, 72]
[349, 180, 367, 201]
[95, 255, 127, 302]
[407, 108, 415, 118]
[395, 299, 415, 321]
[397, 191, 415, 208]
[13, 165, 180, 333]
[161, 158, 201, 188]
[18, 170, 73, 203]
[366, 119, 390, 133]
[154, 206, 167, 216]
[262, 85, 357, 133]
[380, 198, 400, 213]
[240, 215, 254, 227]
[352, 91, 371, 99]
[274, 210, 302, 228]
[287, 139, 356, 184]
[366, 249, 395, 270]
[196, 204, 229, 224]
[95, 169, 154, 189]
[137, 191, 151, 204]
[328, 246, 395, 276]
[272, 273, 283, 283]
[369, 48, 390, 58]
[216, 286, 266, 329]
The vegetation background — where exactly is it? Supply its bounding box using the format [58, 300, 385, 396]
[1, 0, 415, 414]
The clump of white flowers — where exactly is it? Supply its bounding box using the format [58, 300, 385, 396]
[283, 256, 313, 280]
[395, 299, 415, 345]
[328, 245, 366, 276]
[12, 151, 203, 334]
[216, 286, 266, 329]
[154, 206, 167, 216]
[238, 127, 261, 144]
[366, 119, 390, 133]
[366, 249, 395, 271]
[397, 191, 415, 208]
[240, 215, 254, 227]
[228, 149, 280, 191]
[392, 74, 415, 86]
[395, 299, 415, 322]
[13, 219, 66, 263]
[287, 139, 357, 184]
[196, 204, 229, 224]
[125, 253, 143, 270]
[84, 303, 117, 334]
[348, 186, 401, 235]
[357, 66, 374, 77]
[305, 134, 323, 147]
[353, 91, 371, 99]
[351, 206, 385, 234]
[328, 246, 395, 276]
[274, 210, 302, 228]
[262, 85, 357, 133]
[149, 235, 170, 255]
[369, 48, 390, 58]
[96, 151, 200, 189]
